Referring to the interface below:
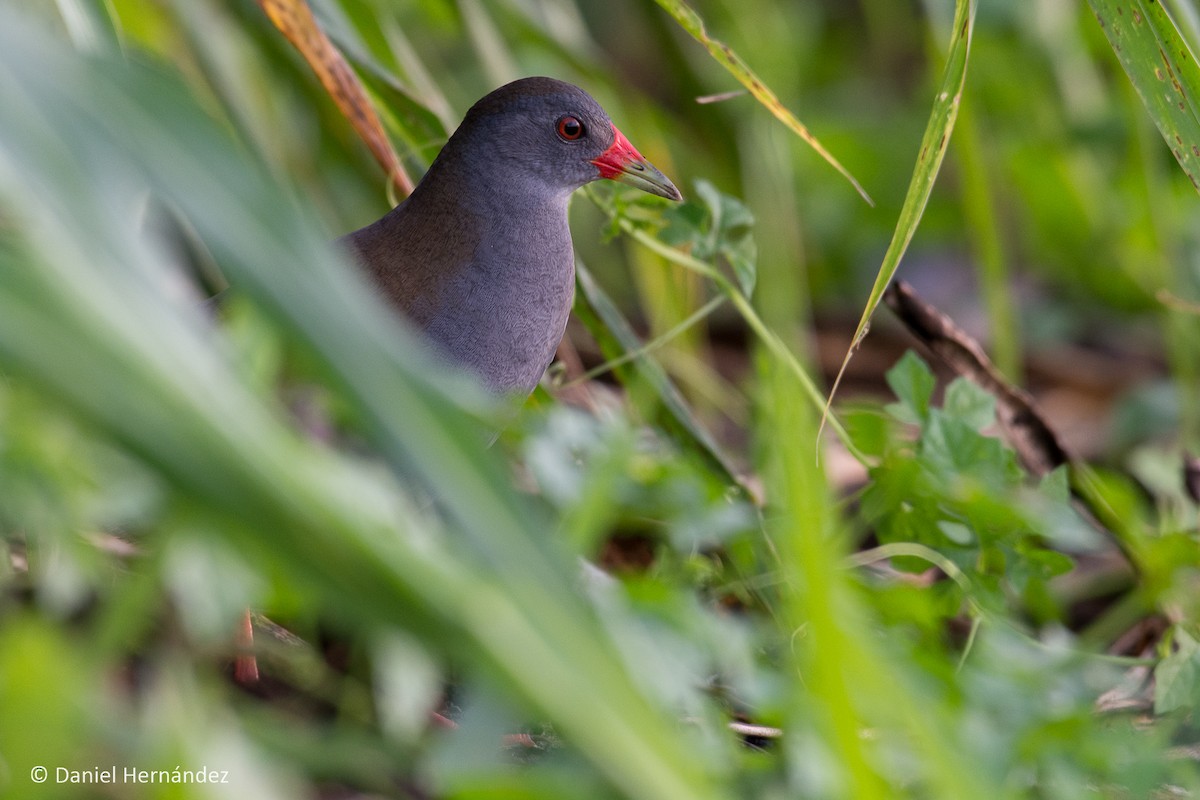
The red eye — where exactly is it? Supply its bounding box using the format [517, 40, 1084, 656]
[557, 116, 585, 141]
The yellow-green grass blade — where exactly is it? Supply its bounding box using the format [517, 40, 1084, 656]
[653, 0, 873, 206]
[823, 0, 975, 438]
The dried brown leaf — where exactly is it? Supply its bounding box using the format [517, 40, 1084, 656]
[258, 0, 413, 196]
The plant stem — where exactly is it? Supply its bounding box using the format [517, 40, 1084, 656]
[621, 220, 868, 465]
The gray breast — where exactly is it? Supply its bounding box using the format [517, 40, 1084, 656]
[419, 227, 576, 394]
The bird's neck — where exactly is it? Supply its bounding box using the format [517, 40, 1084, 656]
[382, 152, 573, 273]
[418, 139, 574, 219]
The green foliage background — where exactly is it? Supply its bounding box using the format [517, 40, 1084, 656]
[1, 0, 1200, 798]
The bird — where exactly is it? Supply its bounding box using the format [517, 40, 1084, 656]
[340, 76, 681, 396]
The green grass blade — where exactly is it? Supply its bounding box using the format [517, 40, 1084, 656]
[0, 15, 728, 799]
[652, 0, 873, 206]
[1089, 0, 1200, 193]
[608, 215, 867, 465]
[1089, 0, 1200, 447]
[955, 100, 1020, 380]
[574, 262, 746, 489]
[765, 362, 996, 799]
[822, 0, 975, 434]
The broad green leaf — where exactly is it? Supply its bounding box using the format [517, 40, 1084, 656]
[1038, 465, 1072, 503]
[920, 411, 1017, 487]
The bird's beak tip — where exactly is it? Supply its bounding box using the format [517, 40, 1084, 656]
[611, 159, 682, 201]
[592, 124, 682, 202]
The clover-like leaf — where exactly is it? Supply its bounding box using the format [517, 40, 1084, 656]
[662, 179, 757, 294]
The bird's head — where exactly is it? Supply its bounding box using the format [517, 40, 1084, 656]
[453, 76, 682, 202]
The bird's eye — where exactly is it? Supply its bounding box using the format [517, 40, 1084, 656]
[556, 115, 585, 141]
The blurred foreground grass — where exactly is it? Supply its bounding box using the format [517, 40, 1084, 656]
[2, 1, 1200, 798]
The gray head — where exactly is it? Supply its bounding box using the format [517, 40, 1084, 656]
[437, 76, 681, 202]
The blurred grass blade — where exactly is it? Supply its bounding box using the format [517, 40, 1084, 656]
[460, 0, 520, 85]
[257, 0, 413, 195]
[822, 0, 975, 436]
[54, 0, 122, 53]
[1089, 0, 1200, 192]
[765, 361, 994, 799]
[765, 364, 888, 798]
[653, 0, 873, 206]
[1163, 0, 1200, 58]
[0, 14, 726, 799]
[605, 210, 867, 465]
[575, 262, 746, 491]
[955, 100, 1019, 380]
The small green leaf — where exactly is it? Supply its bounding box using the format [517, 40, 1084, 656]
[938, 520, 974, 545]
[1021, 547, 1075, 579]
[921, 411, 1016, 485]
[885, 350, 937, 423]
[1155, 627, 1200, 713]
[659, 203, 707, 248]
[942, 377, 996, 430]
[1038, 465, 1071, 503]
[660, 179, 757, 294]
[694, 179, 726, 257]
[842, 406, 894, 458]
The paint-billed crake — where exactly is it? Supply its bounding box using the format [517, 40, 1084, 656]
[340, 77, 681, 395]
